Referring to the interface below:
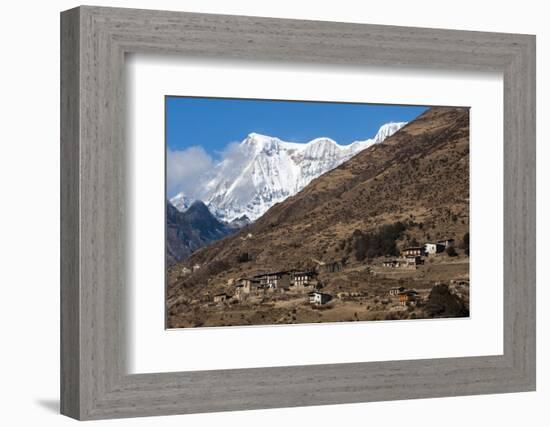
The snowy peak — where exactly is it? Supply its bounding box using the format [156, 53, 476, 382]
[244, 133, 343, 156]
[349, 122, 408, 150]
[199, 121, 406, 222]
[170, 191, 193, 212]
[302, 137, 340, 159]
[373, 122, 408, 143]
[241, 133, 289, 156]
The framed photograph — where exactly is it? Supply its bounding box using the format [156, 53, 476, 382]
[165, 98, 470, 329]
[61, 6, 536, 420]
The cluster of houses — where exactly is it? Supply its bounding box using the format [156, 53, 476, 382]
[212, 270, 334, 306]
[235, 270, 319, 294]
[187, 236, 460, 311]
[382, 238, 455, 270]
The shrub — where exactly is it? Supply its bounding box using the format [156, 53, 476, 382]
[446, 246, 458, 257]
[237, 252, 251, 263]
[207, 260, 230, 275]
[384, 312, 400, 321]
[425, 283, 468, 317]
[355, 235, 368, 261]
[352, 221, 406, 261]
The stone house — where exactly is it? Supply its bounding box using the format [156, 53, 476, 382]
[405, 255, 424, 269]
[398, 290, 418, 306]
[389, 286, 405, 296]
[254, 271, 292, 289]
[235, 277, 262, 294]
[213, 293, 230, 303]
[382, 259, 401, 268]
[402, 246, 425, 257]
[290, 271, 316, 291]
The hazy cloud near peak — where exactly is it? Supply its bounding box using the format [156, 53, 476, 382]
[167, 146, 214, 199]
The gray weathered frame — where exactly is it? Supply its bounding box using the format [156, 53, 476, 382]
[60, 5, 536, 420]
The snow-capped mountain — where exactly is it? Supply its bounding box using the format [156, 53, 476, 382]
[198, 122, 406, 222]
[170, 191, 193, 212]
[370, 122, 407, 145]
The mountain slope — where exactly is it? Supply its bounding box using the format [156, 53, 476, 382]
[169, 107, 469, 289]
[166, 201, 235, 264]
[170, 122, 406, 221]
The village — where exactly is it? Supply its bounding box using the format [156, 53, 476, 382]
[168, 237, 470, 328]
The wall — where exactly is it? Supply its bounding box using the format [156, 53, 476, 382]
[0, 0, 547, 425]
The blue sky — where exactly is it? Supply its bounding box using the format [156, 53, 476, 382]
[166, 96, 428, 156]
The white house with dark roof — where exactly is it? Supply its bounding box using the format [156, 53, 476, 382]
[308, 291, 332, 305]
[424, 242, 445, 255]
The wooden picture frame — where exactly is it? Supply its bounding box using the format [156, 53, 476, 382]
[60, 5, 536, 420]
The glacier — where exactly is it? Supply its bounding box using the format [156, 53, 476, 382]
[170, 122, 406, 222]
